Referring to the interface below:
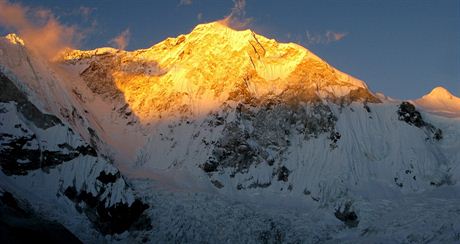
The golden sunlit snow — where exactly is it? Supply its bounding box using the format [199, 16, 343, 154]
[61, 22, 375, 122]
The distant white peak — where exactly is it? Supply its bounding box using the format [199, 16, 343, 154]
[4, 33, 25, 46]
[424, 86, 457, 100]
[413, 86, 460, 118]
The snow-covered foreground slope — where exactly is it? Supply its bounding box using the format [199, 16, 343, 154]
[132, 179, 460, 243]
[0, 66, 150, 240]
[1, 22, 460, 242]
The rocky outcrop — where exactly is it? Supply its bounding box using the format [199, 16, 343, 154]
[202, 95, 340, 189]
[335, 202, 359, 228]
[0, 72, 61, 129]
[64, 184, 151, 235]
[0, 190, 81, 243]
[398, 102, 443, 140]
[0, 72, 96, 175]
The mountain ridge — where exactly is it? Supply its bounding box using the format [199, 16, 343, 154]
[57, 21, 379, 123]
[1, 22, 460, 242]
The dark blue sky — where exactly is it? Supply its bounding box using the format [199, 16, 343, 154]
[2, 0, 459, 99]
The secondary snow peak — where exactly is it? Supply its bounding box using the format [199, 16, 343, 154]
[413, 86, 460, 118]
[426, 86, 456, 100]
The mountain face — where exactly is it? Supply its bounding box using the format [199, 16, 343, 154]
[1, 23, 460, 242]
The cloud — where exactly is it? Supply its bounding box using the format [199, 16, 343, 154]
[305, 30, 348, 46]
[0, 0, 82, 60]
[219, 0, 253, 29]
[179, 0, 193, 6]
[78, 6, 95, 21]
[326, 31, 347, 42]
[109, 29, 130, 50]
[57, 5, 96, 23]
[197, 12, 203, 21]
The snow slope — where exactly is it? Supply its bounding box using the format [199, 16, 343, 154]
[1, 22, 460, 242]
[0, 41, 150, 239]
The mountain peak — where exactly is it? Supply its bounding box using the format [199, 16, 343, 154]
[185, 21, 263, 49]
[413, 86, 460, 118]
[191, 21, 252, 34]
[59, 22, 376, 120]
[426, 86, 455, 100]
[192, 21, 232, 31]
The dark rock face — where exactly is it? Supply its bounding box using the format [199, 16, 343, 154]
[0, 191, 82, 244]
[398, 102, 443, 141]
[346, 88, 381, 104]
[329, 131, 341, 149]
[96, 171, 120, 184]
[0, 72, 99, 175]
[211, 179, 224, 188]
[433, 129, 443, 141]
[80, 56, 120, 98]
[0, 191, 23, 214]
[334, 87, 382, 105]
[97, 200, 150, 234]
[0, 133, 40, 175]
[0, 72, 61, 129]
[398, 102, 426, 127]
[200, 161, 218, 173]
[201, 96, 339, 189]
[64, 185, 151, 235]
[237, 181, 272, 190]
[87, 127, 101, 151]
[0, 131, 98, 176]
[276, 166, 290, 182]
[335, 202, 359, 228]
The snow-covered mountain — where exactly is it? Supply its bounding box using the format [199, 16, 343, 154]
[413, 86, 460, 118]
[1, 22, 460, 243]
